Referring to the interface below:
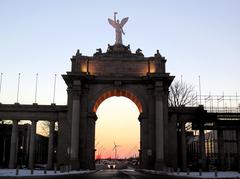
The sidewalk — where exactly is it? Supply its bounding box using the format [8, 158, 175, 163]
[0, 169, 96, 177]
[139, 169, 240, 178]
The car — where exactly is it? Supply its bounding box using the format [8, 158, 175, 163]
[107, 163, 116, 169]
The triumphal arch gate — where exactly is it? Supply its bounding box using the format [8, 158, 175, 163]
[60, 14, 174, 170]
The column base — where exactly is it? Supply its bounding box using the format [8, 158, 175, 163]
[46, 163, 53, 170]
[70, 159, 80, 170]
[199, 159, 207, 171]
[154, 159, 165, 171]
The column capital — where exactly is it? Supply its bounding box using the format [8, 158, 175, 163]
[138, 112, 147, 122]
[155, 82, 164, 100]
[49, 120, 56, 124]
[31, 120, 37, 124]
[12, 119, 19, 124]
[72, 89, 81, 98]
[180, 121, 186, 126]
[180, 121, 186, 132]
[155, 81, 163, 87]
[67, 80, 82, 97]
[88, 112, 98, 121]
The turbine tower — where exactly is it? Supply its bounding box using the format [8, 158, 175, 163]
[112, 141, 120, 160]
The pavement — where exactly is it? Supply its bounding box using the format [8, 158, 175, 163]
[0, 168, 240, 179]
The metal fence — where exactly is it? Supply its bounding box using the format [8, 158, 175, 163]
[189, 94, 240, 113]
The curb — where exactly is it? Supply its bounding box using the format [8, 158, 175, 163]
[0, 169, 98, 178]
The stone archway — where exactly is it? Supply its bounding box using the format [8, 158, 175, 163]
[83, 87, 147, 169]
[62, 44, 174, 170]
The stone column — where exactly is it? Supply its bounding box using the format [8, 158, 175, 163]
[236, 129, 240, 172]
[9, 120, 18, 169]
[154, 81, 165, 170]
[47, 121, 55, 169]
[88, 112, 97, 169]
[70, 89, 80, 168]
[138, 113, 147, 168]
[217, 129, 224, 170]
[28, 120, 37, 169]
[181, 121, 187, 171]
[147, 84, 154, 169]
[199, 128, 206, 170]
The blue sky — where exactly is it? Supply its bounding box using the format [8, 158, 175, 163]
[0, 0, 240, 104]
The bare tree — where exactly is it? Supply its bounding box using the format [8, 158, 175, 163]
[169, 80, 195, 107]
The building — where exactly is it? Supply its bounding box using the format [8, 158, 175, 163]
[0, 122, 55, 168]
[187, 130, 239, 171]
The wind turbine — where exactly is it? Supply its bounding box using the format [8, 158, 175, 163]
[112, 141, 120, 160]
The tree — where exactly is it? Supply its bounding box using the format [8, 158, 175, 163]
[169, 80, 195, 107]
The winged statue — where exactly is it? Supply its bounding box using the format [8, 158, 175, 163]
[108, 12, 129, 45]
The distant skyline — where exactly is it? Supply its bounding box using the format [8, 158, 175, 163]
[1, 0, 240, 158]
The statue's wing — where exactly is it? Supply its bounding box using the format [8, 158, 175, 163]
[108, 18, 117, 28]
[120, 17, 129, 27]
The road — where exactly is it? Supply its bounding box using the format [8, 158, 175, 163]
[83, 169, 180, 179]
[1, 169, 191, 179]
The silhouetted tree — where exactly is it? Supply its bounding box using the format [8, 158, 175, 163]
[169, 80, 195, 107]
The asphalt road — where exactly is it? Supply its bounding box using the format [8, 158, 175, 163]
[0, 169, 190, 179]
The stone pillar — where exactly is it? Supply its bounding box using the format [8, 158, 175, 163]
[88, 112, 97, 169]
[28, 120, 37, 169]
[138, 113, 148, 168]
[147, 84, 154, 169]
[236, 129, 240, 172]
[70, 89, 80, 168]
[47, 121, 55, 169]
[199, 128, 206, 170]
[217, 129, 224, 170]
[181, 121, 187, 171]
[167, 114, 178, 169]
[154, 81, 165, 170]
[9, 120, 18, 169]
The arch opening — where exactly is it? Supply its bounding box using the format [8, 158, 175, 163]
[95, 96, 140, 160]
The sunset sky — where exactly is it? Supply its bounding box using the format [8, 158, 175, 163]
[0, 0, 240, 158]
